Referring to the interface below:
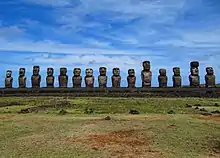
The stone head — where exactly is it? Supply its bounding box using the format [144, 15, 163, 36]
[47, 67, 54, 76]
[113, 68, 120, 76]
[128, 69, 135, 76]
[85, 68, 93, 77]
[190, 67, 199, 76]
[33, 66, 40, 75]
[143, 61, 150, 71]
[6, 70, 12, 77]
[159, 68, 166, 76]
[173, 67, 180, 76]
[19, 68, 25, 76]
[74, 68, 81, 76]
[190, 61, 199, 68]
[60, 67, 67, 75]
[99, 67, 107, 76]
[206, 67, 214, 75]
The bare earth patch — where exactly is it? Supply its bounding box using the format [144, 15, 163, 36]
[65, 129, 164, 158]
[0, 114, 15, 119]
[198, 114, 220, 123]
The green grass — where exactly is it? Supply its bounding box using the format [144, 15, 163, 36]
[0, 97, 220, 158]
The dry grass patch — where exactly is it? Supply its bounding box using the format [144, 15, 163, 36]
[66, 129, 164, 158]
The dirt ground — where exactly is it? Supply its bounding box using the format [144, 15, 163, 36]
[66, 129, 164, 158]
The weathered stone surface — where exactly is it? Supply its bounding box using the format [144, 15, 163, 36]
[111, 68, 121, 88]
[18, 68, 26, 88]
[158, 68, 167, 88]
[72, 68, 82, 88]
[189, 61, 200, 87]
[172, 67, 181, 87]
[98, 67, 107, 88]
[127, 69, 136, 88]
[141, 61, 152, 87]
[5, 70, 13, 88]
[46, 67, 54, 88]
[205, 67, 215, 87]
[31, 66, 41, 88]
[58, 67, 68, 88]
[85, 68, 94, 88]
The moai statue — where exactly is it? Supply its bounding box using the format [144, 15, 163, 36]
[172, 67, 181, 88]
[98, 67, 107, 88]
[85, 68, 94, 88]
[58, 67, 68, 88]
[141, 61, 152, 88]
[127, 69, 136, 88]
[189, 61, 200, 87]
[205, 67, 215, 88]
[18, 68, 26, 88]
[31, 66, 41, 88]
[158, 68, 168, 88]
[111, 68, 121, 88]
[72, 68, 82, 88]
[46, 67, 54, 88]
[5, 70, 13, 88]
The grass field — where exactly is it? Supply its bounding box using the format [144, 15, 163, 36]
[0, 97, 220, 158]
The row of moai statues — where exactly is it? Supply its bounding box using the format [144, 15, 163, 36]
[4, 61, 216, 88]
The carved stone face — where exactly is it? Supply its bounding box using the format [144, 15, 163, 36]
[113, 68, 120, 76]
[19, 68, 25, 76]
[99, 67, 106, 76]
[47, 68, 54, 76]
[190, 61, 199, 68]
[33, 66, 40, 75]
[60, 68, 67, 75]
[128, 69, 135, 76]
[159, 69, 166, 76]
[86, 68, 93, 76]
[6, 70, 12, 77]
[143, 61, 150, 71]
[173, 67, 180, 76]
[206, 67, 214, 75]
[74, 68, 81, 76]
[191, 67, 199, 76]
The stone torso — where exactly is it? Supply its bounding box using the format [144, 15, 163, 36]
[5, 77, 13, 88]
[112, 76, 121, 88]
[59, 75, 68, 87]
[205, 75, 215, 87]
[189, 75, 200, 87]
[31, 75, 41, 88]
[85, 76, 94, 87]
[98, 76, 107, 88]
[158, 76, 167, 88]
[72, 76, 82, 88]
[127, 76, 136, 88]
[172, 76, 181, 87]
[46, 76, 54, 87]
[141, 71, 152, 87]
[18, 76, 26, 88]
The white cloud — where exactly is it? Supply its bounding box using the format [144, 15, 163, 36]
[22, 0, 71, 7]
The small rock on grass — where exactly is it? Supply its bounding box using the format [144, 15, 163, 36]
[104, 116, 111, 120]
[199, 108, 208, 112]
[129, 109, 140, 115]
[167, 110, 175, 114]
[194, 104, 201, 107]
[185, 104, 192, 108]
[214, 103, 219, 107]
[211, 110, 220, 114]
[58, 109, 68, 115]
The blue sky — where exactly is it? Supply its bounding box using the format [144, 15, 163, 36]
[0, 0, 220, 87]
